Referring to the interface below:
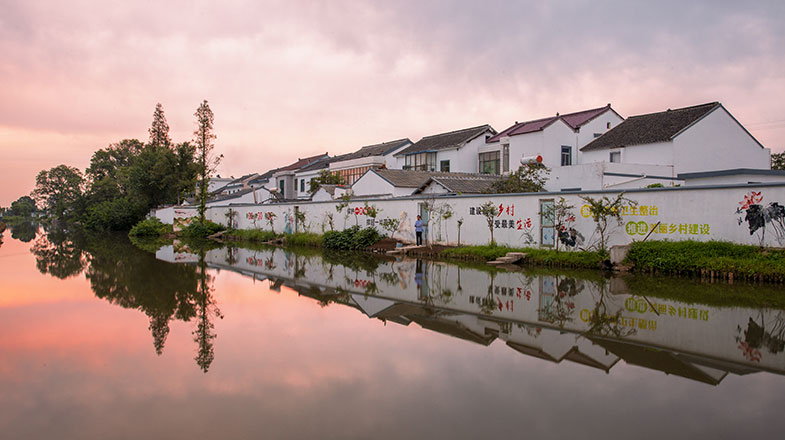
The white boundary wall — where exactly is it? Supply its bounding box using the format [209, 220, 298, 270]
[155, 182, 785, 248]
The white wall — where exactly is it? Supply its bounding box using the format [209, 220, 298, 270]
[575, 111, 624, 163]
[158, 183, 785, 248]
[674, 106, 770, 174]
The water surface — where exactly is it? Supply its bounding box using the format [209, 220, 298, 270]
[1, 228, 785, 439]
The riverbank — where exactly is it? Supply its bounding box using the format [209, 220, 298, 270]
[130, 218, 785, 284]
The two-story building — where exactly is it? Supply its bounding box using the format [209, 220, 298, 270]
[394, 125, 497, 174]
[479, 104, 623, 176]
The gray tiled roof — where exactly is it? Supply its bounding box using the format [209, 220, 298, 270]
[416, 174, 503, 194]
[370, 169, 499, 189]
[396, 125, 495, 156]
[581, 102, 720, 152]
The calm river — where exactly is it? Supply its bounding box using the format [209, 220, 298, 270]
[2, 225, 785, 439]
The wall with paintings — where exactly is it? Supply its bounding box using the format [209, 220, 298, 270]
[156, 182, 785, 249]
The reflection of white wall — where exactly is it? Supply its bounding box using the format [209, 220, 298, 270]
[158, 245, 785, 374]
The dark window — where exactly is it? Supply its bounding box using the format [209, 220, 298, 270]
[404, 152, 437, 171]
[279, 179, 284, 193]
[503, 144, 510, 172]
[300, 179, 305, 192]
[561, 146, 572, 166]
[610, 151, 621, 163]
[440, 160, 450, 172]
[479, 151, 501, 175]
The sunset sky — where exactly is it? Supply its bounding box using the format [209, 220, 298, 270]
[2, 0, 784, 206]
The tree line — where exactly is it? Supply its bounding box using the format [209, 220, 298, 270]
[9, 101, 220, 231]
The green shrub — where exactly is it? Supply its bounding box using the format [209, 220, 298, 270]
[86, 197, 147, 231]
[442, 244, 604, 269]
[179, 220, 225, 238]
[226, 229, 278, 242]
[287, 232, 323, 247]
[627, 240, 785, 279]
[322, 225, 383, 250]
[129, 217, 173, 237]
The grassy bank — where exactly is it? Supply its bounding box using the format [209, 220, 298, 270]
[441, 244, 605, 269]
[626, 240, 785, 283]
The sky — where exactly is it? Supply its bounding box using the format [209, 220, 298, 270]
[1, 0, 784, 206]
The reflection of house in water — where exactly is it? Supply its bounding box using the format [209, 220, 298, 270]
[156, 245, 785, 385]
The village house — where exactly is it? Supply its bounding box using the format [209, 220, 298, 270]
[266, 153, 329, 200]
[292, 138, 413, 200]
[579, 102, 774, 187]
[351, 169, 502, 198]
[394, 125, 497, 173]
[480, 105, 623, 176]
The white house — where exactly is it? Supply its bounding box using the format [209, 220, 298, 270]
[292, 138, 414, 200]
[328, 138, 412, 183]
[580, 102, 771, 177]
[479, 104, 623, 176]
[394, 125, 497, 174]
[267, 153, 330, 200]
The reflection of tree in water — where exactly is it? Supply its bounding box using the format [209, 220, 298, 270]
[736, 312, 785, 362]
[8, 220, 38, 242]
[193, 255, 222, 372]
[48, 232, 223, 372]
[584, 280, 636, 338]
[30, 226, 86, 279]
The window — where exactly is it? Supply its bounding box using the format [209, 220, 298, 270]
[404, 152, 437, 171]
[609, 151, 621, 163]
[540, 199, 555, 247]
[479, 151, 501, 175]
[503, 144, 510, 173]
[336, 166, 370, 185]
[440, 160, 450, 172]
[300, 179, 305, 193]
[606, 122, 611, 129]
[278, 179, 284, 193]
[561, 146, 572, 166]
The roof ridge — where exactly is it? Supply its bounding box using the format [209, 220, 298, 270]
[419, 124, 491, 140]
[628, 102, 719, 119]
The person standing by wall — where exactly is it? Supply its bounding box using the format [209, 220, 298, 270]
[415, 215, 423, 246]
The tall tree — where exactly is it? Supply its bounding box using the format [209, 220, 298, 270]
[32, 165, 85, 220]
[148, 103, 172, 151]
[193, 100, 221, 223]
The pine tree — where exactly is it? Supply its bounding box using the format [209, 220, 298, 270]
[193, 100, 221, 223]
[148, 103, 172, 151]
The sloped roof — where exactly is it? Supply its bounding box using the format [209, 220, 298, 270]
[339, 138, 412, 161]
[276, 152, 330, 172]
[367, 169, 498, 189]
[413, 174, 503, 194]
[580, 102, 720, 152]
[488, 104, 617, 143]
[396, 125, 495, 156]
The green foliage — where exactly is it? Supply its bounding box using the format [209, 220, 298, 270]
[85, 197, 148, 231]
[646, 183, 665, 188]
[772, 152, 785, 170]
[148, 103, 172, 150]
[129, 217, 174, 237]
[9, 196, 36, 217]
[580, 192, 636, 254]
[486, 163, 550, 194]
[32, 164, 85, 220]
[378, 217, 401, 238]
[225, 229, 278, 242]
[194, 100, 222, 223]
[441, 244, 604, 269]
[363, 202, 380, 219]
[626, 240, 785, 280]
[322, 225, 384, 250]
[335, 193, 351, 213]
[180, 220, 226, 238]
[308, 169, 344, 194]
[477, 201, 499, 244]
[286, 232, 323, 247]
